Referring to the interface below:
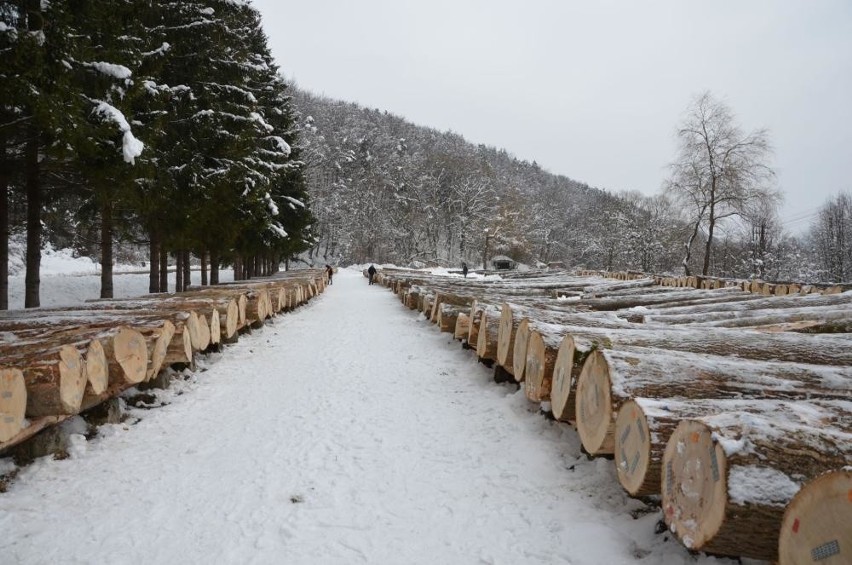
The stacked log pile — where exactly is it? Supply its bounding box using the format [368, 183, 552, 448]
[0, 269, 328, 452]
[369, 266, 852, 563]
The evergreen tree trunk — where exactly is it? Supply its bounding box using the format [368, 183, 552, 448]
[182, 250, 190, 290]
[24, 131, 40, 308]
[233, 256, 241, 281]
[200, 249, 208, 286]
[149, 229, 160, 293]
[210, 251, 219, 284]
[175, 250, 184, 292]
[0, 131, 9, 310]
[100, 200, 114, 299]
[159, 249, 168, 293]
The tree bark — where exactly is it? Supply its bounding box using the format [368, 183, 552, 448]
[200, 249, 208, 286]
[100, 200, 114, 298]
[175, 250, 183, 293]
[148, 229, 159, 293]
[159, 248, 168, 292]
[210, 251, 219, 285]
[24, 130, 40, 308]
[182, 249, 191, 290]
[0, 130, 9, 310]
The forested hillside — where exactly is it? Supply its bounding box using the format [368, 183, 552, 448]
[293, 90, 851, 284]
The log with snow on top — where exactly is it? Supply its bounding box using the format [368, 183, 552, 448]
[577, 287, 749, 311]
[496, 302, 634, 376]
[576, 345, 851, 456]
[0, 343, 86, 418]
[639, 289, 851, 319]
[661, 405, 852, 561]
[778, 469, 852, 565]
[475, 304, 503, 362]
[549, 334, 595, 423]
[523, 328, 564, 403]
[526, 323, 852, 366]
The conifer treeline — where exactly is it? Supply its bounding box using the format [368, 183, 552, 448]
[0, 0, 313, 309]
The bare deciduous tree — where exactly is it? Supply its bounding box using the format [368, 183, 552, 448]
[666, 92, 778, 276]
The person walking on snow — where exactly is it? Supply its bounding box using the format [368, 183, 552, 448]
[325, 265, 333, 285]
[462, 262, 468, 278]
[367, 264, 377, 285]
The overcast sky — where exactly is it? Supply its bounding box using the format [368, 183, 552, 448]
[251, 0, 852, 232]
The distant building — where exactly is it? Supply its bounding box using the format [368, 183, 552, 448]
[489, 255, 516, 270]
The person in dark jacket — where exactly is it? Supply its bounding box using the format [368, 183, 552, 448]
[325, 264, 333, 284]
[462, 262, 468, 278]
[367, 264, 377, 285]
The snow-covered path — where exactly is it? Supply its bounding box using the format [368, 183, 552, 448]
[1, 269, 734, 565]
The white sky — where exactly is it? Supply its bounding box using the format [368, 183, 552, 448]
[252, 0, 852, 233]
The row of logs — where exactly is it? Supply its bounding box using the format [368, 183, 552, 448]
[371, 267, 851, 564]
[577, 269, 850, 296]
[0, 270, 328, 451]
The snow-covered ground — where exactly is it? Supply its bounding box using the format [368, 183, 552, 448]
[0, 267, 752, 564]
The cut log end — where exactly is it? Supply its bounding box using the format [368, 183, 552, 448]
[147, 320, 176, 380]
[454, 313, 470, 341]
[0, 368, 26, 442]
[614, 399, 653, 496]
[84, 339, 108, 395]
[575, 349, 615, 455]
[550, 335, 575, 422]
[496, 304, 514, 367]
[512, 318, 530, 382]
[779, 470, 852, 565]
[662, 420, 728, 553]
[523, 331, 548, 402]
[113, 327, 149, 385]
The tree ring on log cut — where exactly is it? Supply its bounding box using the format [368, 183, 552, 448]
[114, 327, 148, 384]
[512, 318, 530, 382]
[0, 368, 26, 442]
[524, 331, 547, 402]
[779, 470, 851, 565]
[496, 304, 514, 369]
[575, 349, 615, 455]
[662, 420, 727, 552]
[84, 339, 108, 395]
[614, 399, 652, 496]
[209, 310, 221, 345]
[224, 299, 238, 338]
[147, 321, 175, 380]
[550, 335, 576, 422]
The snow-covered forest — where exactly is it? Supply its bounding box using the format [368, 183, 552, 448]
[294, 89, 852, 283]
[0, 0, 313, 310]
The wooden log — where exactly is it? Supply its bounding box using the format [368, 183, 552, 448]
[577, 346, 852, 456]
[512, 319, 530, 381]
[531, 324, 852, 366]
[496, 303, 520, 373]
[429, 292, 474, 323]
[0, 368, 26, 442]
[437, 303, 465, 333]
[640, 290, 851, 321]
[102, 327, 149, 387]
[163, 324, 193, 366]
[475, 306, 502, 361]
[523, 329, 561, 403]
[84, 338, 108, 395]
[549, 334, 594, 423]
[452, 311, 470, 340]
[23, 345, 86, 417]
[779, 470, 852, 565]
[579, 288, 745, 311]
[661, 407, 852, 561]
